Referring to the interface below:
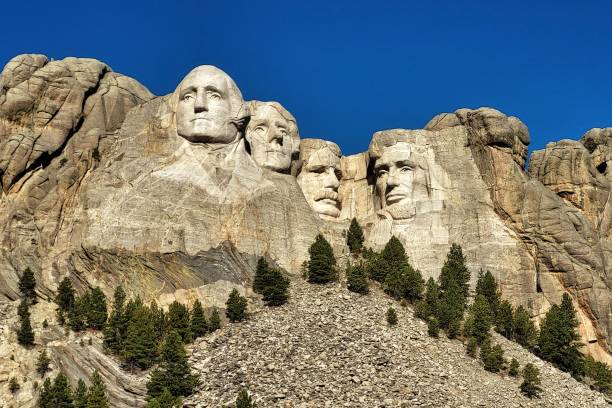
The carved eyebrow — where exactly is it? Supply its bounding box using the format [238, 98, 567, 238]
[395, 159, 416, 167]
[274, 121, 288, 129]
[204, 85, 223, 94]
[179, 86, 197, 96]
[374, 163, 389, 170]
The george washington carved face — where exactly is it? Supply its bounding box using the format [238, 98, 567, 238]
[174, 65, 244, 144]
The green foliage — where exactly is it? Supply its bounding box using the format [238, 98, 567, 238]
[509, 358, 520, 377]
[253, 258, 271, 294]
[463, 295, 492, 345]
[537, 293, 584, 377]
[435, 244, 470, 336]
[447, 319, 461, 339]
[86, 370, 109, 408]
[512, 306, 537, 348]
[123, 305, 159, 370]
[436, 281, 464, 331]
[475, 270, 500, 316]
[346, 263, 369, 294]
[439, 243, 470, 298]
[86, 287, 108, 330]
[208, 308, 221, 332]
[37, 349, 51, 375]
[226, 289, 248, 322]
[379, 237, 423, 302]
[103, 287, 127, 352]
[68, 295, 88, 331]
[520, 363, 542, 398]
[363, 249, 385, 282]
[39, 372, 73, 408]
[494, 300, 514, 339]
[146, 388, 182, 407]
[17, 300, 34, 346]
[56, 278, 75, 313]
[386, 307, 398, 326]
[415, 278, 439, 321]
[190, 300, 208, 338]
[235, 388, 256, 407]
[262, 268, 290, 306]
[346, 218, 364, 253]
[9, 377, 19, 393]
[146, 331, 199, 400]
[466, 337, 478, 357]
[307, 234, 337, 284]
[584, 355, 612, 394]
[19, 267, 37, 303]
[74, 378, 88, 408]
[480, 338, 504, 373]
[166, 301, 192, 343]
[427, 317, 440, 338]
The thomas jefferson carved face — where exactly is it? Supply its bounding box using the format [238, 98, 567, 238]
[246, 102, 299, 172]
[174, 66, 244, 144]
[297, 142, 342, 219]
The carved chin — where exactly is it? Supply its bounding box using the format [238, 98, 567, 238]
[178, 122, 237, 143]
[383, 202, 416, 220]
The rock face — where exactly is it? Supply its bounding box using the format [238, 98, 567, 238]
[1, 54, 612, 405]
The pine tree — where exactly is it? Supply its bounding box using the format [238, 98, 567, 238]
[466, 336, 478, 357]
[494, 300, 514, 339]
[475, 270, 500, 316]
[103, 287, 128, 353]
[480, 338, 504, 373]
[261, 268, 290, 306]
[463, 294, 492, 345]
[86, 287, 107, 330]
[380, 237, 423, 302]
[56, 277, 75, 313]
[40, 372, 73, 408]
[235, 388, 255, 407]
[584, 355, 612, 394]
[208, 308, 221, 332]
[415, 278, 439, 321]
[346, 263, 369, 294]
[364, 249, 385, 282]
[307, 234, 336, 283]
[253, 258, 271, 294]
[19, 267, 37, 303]
[17, 300, 35, 346]
[166, 301, 192, 342]
[226, 289, 248, 322]
[190, 300, 208, 338]
[346, 218, 364, 253]
[39, 378, 53, 408]
[436, 281, 465, 331]
[512, 305, 537, 348]
[68, 295, 88, 332]
[509, 358, 520, 377]
[386, 307, 398, 326]
[538, 293, 584, 377]
[146, 331, 199, 399]
[439, 243, 470, 297]
[149, 301, 166, 344]
[427, 317, 440, 338]
[74, 378, 88, 408]
[86, 370, 109, 408]
[436, 244, 470, 334]
[37, 349, 51, 375]
[147, 388, 181, 407]
[520, 363, 542, 398]
[123, 305, 158, 370]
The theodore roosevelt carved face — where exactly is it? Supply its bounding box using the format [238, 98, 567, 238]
[174, 65, 244, 144]
[297, 140, 342, 219]
[246, 101, 300, 172]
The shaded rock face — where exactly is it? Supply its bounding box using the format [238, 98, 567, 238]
[0, 54, 611, 370]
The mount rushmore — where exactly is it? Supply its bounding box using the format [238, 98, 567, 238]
[0, 54, 611, 365]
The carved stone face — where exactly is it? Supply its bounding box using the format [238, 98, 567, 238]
[174, 66, 243, 144]
[246, 102, 299, 172]
[374, 142, 415, 209]
[298, 142, 342, 218]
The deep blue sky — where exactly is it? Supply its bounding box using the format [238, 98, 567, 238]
[2, 0, 611, 155]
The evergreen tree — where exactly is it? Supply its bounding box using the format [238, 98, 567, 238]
[364, 250, 385, 282]
[346, 263, 369, 294]
[509, 358, 520, 377]
[436, 281, 465, 331]
[37, 349, 51, 375]
[466, 336, 478, 357]
[439, 243, 470, 298]
[513, 305, 537, 348]
[17, 298, 29, 319]
[147, 388, 181, 407]
[380, 237, 423, 302]
[584, 355, 612, 394]
[166, 301, 192, 342]
[253, 257, 272, 294]
[307, 234, 336, 283]
[68, 295, 88, 332]
[123, 305, 158, 370]
[494, 300, 514, 339]
[386, 307, 398, 326]
[39, 372, 73, 408]
[9, 377, 19, 393]
[346, 218, 364, 253]
[112, 286, 126, 313]
[103, 287, 128, 353]
[74, 378, 88, 408]
[226, 289, 248, 322]
[235, 388, 255, 408]
[17, 300, 35, 346]
[520, 363, 542, 398]
[463, 294, 492, 345]
[480, 338, 504, 373]
[415, 278, 439, 321]
[19, 267, 37, 303]
[261, 268, 290, 307]
[538, 293, 584, 377]
[146, 331, 199, 400]
[447, 319, 461, 339]
[56, 277, 76, 313]
[39, 378, 53, 408]
[427, 317, 440, 338]
[436, 244, 470, 334]
[86, 370, 109, 408]
[149, 300, 166, 344]
[208, 308, 221, 332]
[475, 270, 500, 316]
[86, 287, 107, 330]
[190, 300, 208, 338]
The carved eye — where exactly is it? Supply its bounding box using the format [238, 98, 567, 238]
[400, 166, 412, 173]
[254, 126, 266, 135]
[207, 91, 221, 100]
[377, 169, 388, 176]
[182, 93, 194, 101]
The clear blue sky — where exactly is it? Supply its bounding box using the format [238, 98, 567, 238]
[2, 0, 611, 155]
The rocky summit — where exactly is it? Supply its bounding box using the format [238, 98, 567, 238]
[0, 53, 611, 406]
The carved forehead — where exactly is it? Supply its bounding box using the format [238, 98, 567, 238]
[299, 139, 341, 169]
[375, 142, 414, 168]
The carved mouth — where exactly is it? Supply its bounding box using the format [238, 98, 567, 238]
[314, 190, 339, 203]
[386, 192, 408, 204]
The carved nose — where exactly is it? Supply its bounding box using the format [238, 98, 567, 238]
[387, 171, 400, 187]
[324, 168, 340, 189]
[268, 131, 283, 146]
[194, 91, 208, 113]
